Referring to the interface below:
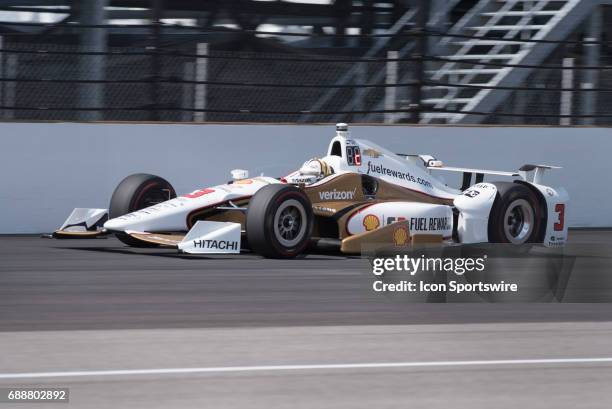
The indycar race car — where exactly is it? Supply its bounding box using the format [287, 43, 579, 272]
[53, 123, 569, 258]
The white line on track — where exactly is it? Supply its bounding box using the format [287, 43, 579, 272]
[1, 358, 612, 380]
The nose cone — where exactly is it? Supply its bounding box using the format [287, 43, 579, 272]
[104, 217, 132, 232]
[103, 206, 186, 233]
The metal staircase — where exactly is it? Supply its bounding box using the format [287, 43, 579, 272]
[418, 0, 606, 124]
[298, 8, 417, 123]
[306, 0, 463, 124]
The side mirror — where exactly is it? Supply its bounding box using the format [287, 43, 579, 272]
[231, 169, 249, 180]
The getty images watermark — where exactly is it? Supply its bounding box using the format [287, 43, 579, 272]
[363, 242, 612, 302]
[370, 254, 519, 295]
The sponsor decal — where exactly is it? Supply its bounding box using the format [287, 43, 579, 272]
[547, 237, 565, 247]
[234, 179, 254, 185]
[366, 161, 433, 188]
[546, 187, 555, 197]
[386, 216, 406, 225]
[193, 239, 239, 251]
[363, 214, 380, 231]
[290, 176, 316, 184]
[409, 217, 450, 232]
[464, 184, 493, 198]
[313, 205, 337, 214]
[183, 188, 215, 199]
[318, 188, 357, 201]
[363, 148, 382, 158]
[474, 183, 492, 189]
[393, 226, 410, 246]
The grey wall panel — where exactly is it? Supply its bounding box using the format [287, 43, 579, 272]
[0, 123, 607, 233]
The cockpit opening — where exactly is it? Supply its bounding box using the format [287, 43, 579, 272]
[330, 141, 342, 157]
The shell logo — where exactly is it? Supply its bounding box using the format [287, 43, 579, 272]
[235, 179, 254, 185]
[393, 226, 409, 246]
[362, 214, 380, 231]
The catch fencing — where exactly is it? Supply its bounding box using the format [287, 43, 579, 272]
[0, 23, 610, 124]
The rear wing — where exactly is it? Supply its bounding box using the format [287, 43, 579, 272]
[398, 153, 560, 190]
[427, 165, 519, 191]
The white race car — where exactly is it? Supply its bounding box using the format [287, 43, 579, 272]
[54, 123, 569, 258]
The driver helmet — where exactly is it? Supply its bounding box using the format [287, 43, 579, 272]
[284, 158, 333, 185]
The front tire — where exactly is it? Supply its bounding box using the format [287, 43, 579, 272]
[246, 184, 313, 258]
[488, 183, 543, 244]
[108, 173, 176, 247]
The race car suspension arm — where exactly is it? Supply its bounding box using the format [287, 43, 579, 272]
[216, 201, 247, 212]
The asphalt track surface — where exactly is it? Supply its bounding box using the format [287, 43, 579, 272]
[1, 231, 612, 408]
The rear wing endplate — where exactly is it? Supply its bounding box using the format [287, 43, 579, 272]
[518, 164, 562, 184]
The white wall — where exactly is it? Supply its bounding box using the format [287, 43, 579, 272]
[0, 122, 609, 233]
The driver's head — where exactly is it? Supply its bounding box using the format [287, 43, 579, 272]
[299, 158, 332, 178]
[284, 158, 333, 185]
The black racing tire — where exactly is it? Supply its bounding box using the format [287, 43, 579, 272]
[246, 184, 314, 258]
[108, 173, 176, 247]
[488, 182, 543, 244]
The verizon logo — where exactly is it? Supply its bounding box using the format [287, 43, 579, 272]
[318, 188, 357, 201]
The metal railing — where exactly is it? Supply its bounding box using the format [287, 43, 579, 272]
[0, 24, 610, 124]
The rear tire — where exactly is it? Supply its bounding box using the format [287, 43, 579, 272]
[488, 183, 543, 244]
[108, 173, 176, 247]
[246, 184, 313, 258]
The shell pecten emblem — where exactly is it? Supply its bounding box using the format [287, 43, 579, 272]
[393, 226, 410, 246]
[362, 214, 380, 231]
[234, 179, 254, 185]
